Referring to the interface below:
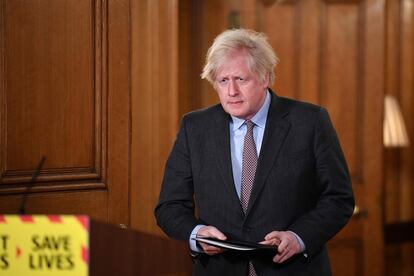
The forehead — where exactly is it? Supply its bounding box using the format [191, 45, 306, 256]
[215, 51, 254, 77]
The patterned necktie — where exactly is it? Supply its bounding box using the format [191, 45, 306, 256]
[240, 120, 258, 213]
[240, 120, 258, 276]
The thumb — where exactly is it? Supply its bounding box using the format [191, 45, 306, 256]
[210, 228, 227, 240]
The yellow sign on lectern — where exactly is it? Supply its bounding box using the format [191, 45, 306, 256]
[0, 215, 89, 276]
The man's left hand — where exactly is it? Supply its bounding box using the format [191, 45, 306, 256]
[260, 231, 301, 263]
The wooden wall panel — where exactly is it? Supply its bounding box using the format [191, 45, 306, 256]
[399, 0, 414, 222]
[4, 0, 93, 169]
[328, 240, 363, 276]
[261, 4, 297, 99]
[385, 1, 414, 275]
[0, 190, 108, 218]
[178, 0, 205, 116]
[296, 0, 321, 104]
[106, 0, 131, 225]
[359, 1, 385, 275]
[1, 0, 104, 192]
[322, 3, 361, 184]
[131, 0, 180, 235]
[130, 1, 192, 273]
[0, 0, 131, 226]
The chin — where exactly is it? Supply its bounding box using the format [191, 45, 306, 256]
[226, 108, 245, 117]
[228, 111, 243, 118]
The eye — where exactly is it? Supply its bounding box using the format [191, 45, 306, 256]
[237, 77, 247, 83]
[217, 78, 228, 85]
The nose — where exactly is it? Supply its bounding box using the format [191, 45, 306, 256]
[228, 79, 239, 96]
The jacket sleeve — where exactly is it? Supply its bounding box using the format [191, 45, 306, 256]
[154, 116, 200, 240]
[288, 107, 355, 257]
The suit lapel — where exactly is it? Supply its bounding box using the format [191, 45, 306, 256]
[211, 107, 243, 209]
[246, 93, 291, 216]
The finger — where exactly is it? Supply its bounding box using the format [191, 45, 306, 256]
[205, 247, 224, 255]
[273, 252, 283, 263]
[264, 231, 280, 240]
[205, 248, 221, 255]
[198, 226, 227, 240]
[205, 250, 220, 256]
[209, 228, 227, 240]
[200, 243, 223, 255]
[264, 232, 282, 247]
[278, 249, 294, 263]
[260, 238, 281, 247]
[279, 232, 300, 255]
[273, 247, 291, 263]
[259, 240, 274, 245]
[273, 239, 300, 263]
[277, 239, 289, 253]
[272, 240, 290, 261]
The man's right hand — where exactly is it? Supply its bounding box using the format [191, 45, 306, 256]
[196, 226, 227, 255]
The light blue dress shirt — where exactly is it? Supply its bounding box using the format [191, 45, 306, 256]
[190, 91, 305, 253]
[229, 91, 270, 197]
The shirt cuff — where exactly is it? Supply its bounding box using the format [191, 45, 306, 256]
[287, 230, 306, 253]
[189, 224, 205, 253]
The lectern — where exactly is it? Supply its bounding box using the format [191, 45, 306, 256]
[0, 215, 192, 276]
[90, 219, 192, 276]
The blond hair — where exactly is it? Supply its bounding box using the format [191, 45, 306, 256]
[201, 29, 279, 86]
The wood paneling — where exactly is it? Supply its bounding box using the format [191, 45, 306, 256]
[178, 0, 203, 116]
[360, 1, 385, 275]
[385, 1, 414, 275]
[328, 240, 363, 276]
[130, 0, 180, 235]
[399, 0, 414, 222]
[0, 0, 131, 225]
[0, 190, 108, 217]
[296, 0, 321, 104]
[106, 0, 131, 225]
[130, 1, 192, 273]
[1, 0, 102, 191]
[322, 3, 361, 175]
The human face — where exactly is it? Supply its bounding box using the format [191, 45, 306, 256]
[214, 51, 269, 120]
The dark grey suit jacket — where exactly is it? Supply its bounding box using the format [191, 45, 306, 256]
[155, 92, 355, 275]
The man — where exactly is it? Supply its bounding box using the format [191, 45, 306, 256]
[155, 29, 354, 275]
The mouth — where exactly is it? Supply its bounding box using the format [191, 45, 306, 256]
[228, 101, 243, 105]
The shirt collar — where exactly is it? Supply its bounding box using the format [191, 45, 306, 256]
[231, 90, 271, 130]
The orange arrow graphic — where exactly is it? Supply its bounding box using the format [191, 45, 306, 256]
[16, 246, 21, 258]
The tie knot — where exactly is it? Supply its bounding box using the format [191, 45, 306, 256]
[245, 120, 254, 132]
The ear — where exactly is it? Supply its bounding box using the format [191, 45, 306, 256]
[262, 72, 270, 88]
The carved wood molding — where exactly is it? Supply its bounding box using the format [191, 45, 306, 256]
[1, 168, 100, 184]
[259, 0, 298, 6]
[323, 0, 362, 3]
[0, 182, 106, 195]
[260, 0, 362, 5]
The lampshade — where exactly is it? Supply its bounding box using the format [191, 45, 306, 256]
[383, 95, 410, 147]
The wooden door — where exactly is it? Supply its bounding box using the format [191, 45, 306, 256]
[190, 0, 385, 275]
[0, 0, 131, 226]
